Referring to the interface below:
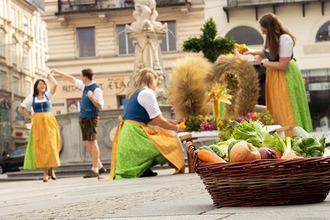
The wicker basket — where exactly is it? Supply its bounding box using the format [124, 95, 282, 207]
[186, 141, 330, 207]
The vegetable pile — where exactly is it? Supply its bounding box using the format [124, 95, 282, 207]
[195, 120, 329, 163]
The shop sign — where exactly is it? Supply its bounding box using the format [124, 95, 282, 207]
[309, 82, 330, 91]
[61, 77, 129, 94]
[52, 103, 65, 107]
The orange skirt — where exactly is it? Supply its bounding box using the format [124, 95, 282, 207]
[265, 61, 312, 136]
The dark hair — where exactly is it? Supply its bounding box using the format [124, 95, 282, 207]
[82, 69, 94, 80]
[259, 13, 296, 60]
[33, 79, 47, 97]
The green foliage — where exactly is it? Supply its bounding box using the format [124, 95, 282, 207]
[182, 37, 201, 53]
[182, 17, 235, 62]
[184, 115, 203, 132]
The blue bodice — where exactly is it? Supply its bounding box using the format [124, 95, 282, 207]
[32, 95, 51, 112]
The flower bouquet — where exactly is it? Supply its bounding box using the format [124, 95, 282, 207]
[180, 110, 274, 133]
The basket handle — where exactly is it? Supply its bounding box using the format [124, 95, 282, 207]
[185, 141, 201, 173]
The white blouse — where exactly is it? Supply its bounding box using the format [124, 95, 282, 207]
[137, 87, 162, 119]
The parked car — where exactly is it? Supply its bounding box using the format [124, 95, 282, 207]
[0, 145, 26, 174]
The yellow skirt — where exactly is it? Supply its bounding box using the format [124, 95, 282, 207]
[24, 112, 61, 169]
[265, 61, 312, 136]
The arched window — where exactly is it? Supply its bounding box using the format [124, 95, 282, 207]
[315, 21, 330, 42]
[225, 26, 263, 45]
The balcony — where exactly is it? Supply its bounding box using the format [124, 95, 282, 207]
[223, 0, 327, 22]
[56, 0, 189, 15]
[226, 0, 323, 7]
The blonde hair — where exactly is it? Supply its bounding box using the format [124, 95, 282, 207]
[127, 68, 158, 98]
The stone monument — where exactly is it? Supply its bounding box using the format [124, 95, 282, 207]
[126, 0, 168, 104]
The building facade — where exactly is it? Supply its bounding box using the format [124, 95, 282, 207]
[43, 0, 204, 115]
[0, 0, 49, 151]
[205, 0, 330, 133]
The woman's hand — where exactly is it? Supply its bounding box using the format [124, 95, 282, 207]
[177, 124, 186, 132]
[254, 55, 264, 66]
[168, 119, 179, 125]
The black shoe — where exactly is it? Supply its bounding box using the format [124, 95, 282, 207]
[83, 170, 99, 178]
[99, 167, 107, 174]
[48, 168, 57, 180]
[140, 168, 158, 177]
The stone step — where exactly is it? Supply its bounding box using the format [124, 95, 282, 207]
[5, 161, 187, 181]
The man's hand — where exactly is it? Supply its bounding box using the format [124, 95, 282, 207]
[51, 69, 58, 74]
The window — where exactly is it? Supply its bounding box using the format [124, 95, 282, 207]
[0, 31, 5, 58]
[67, 98, 81, 113]
[76, 27, 96, 57]
[40, 50, 45, 70]
[116, 24, 134, 55]
[23, 46, 29, 69]
[24, 80, 31, 96]
[34, 24, 38, 42]
[0, 0, 4, 18]
[302, 69, 330, 131]
[22, 15, 29, 34]
[117, 95, 125, 108]
[11, 38, 17, 65]
[12, 76, 19, 95]
[225, 26, 263, 45]
[161, 21, 176, 52]
[10, 8, 16, 27]
[10, 147, 26, 158]
[316, 21, 330, 42]
[117, 21, 177, 55]
[35, 53, 39, 68]
[0, 70, 7, 90]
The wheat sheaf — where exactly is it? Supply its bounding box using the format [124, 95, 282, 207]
[167, 54, 213, 120]
[205, 54, 260, 119]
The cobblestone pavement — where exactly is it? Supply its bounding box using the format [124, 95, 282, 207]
[3, 169, 330, 220]
[0, 170, 208, 220]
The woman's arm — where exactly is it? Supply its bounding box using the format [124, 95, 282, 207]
[150, 114, 185, 132]
[243, 44, 266, 57]
[256, 56, 291, 71]
[18, 105, 31, 119]
[257, 34, 293, 71]
[48, 73, 58, 95]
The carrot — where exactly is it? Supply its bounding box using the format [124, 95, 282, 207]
[272, 149, 282, 159]
[197, 149, 227, 163]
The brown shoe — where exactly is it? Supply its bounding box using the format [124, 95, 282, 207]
[83, 170, 99, 178]
[99, 167, 107, 174]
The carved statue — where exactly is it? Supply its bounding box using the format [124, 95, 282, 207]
[126, 0, 169, 103]
[127, 0, 167, 33]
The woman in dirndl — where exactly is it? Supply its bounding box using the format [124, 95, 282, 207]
[244, 13, 312, 136]
[18, 71, 61, 182]
[109, 68, 186, 180]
